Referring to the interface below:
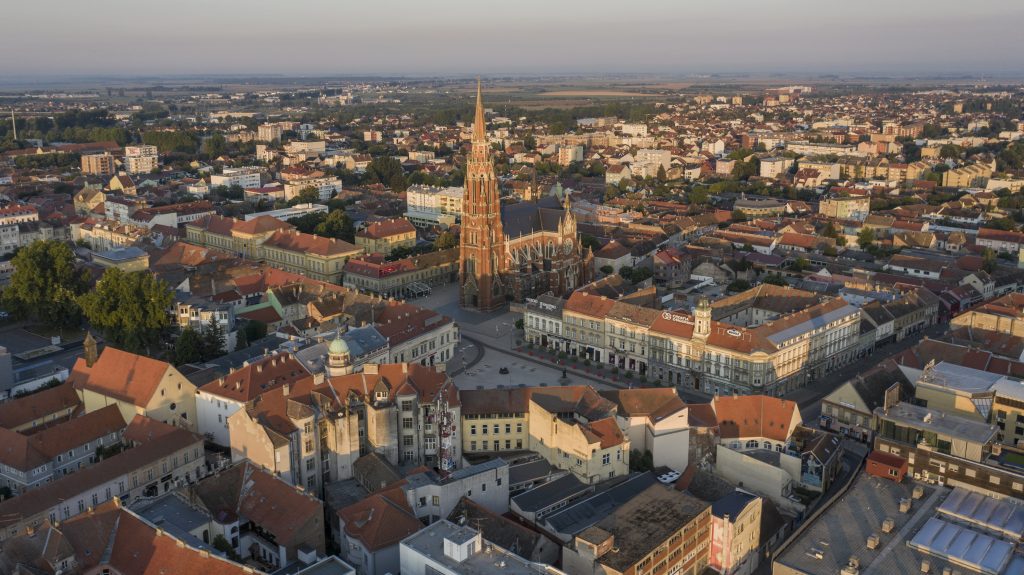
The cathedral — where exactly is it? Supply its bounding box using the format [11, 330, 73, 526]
[459, 82, 592, 311]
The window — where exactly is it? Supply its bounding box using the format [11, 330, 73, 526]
[889, 469, 899, 477]
[432, 495, 440, 506]
[401, 401, 413, 411]
[482, 483, 487, 492]
[403, 418, 414, 430]
[470, 441, 477, 450]
[505, 424, 511, 434]
[497, 477, 502, 486]
[602, 453, 611, 465]
[403, 435, 414, 446]
[482, 426, 488, 434]
[482, 441, 489, 450]
[516, 423, 523, 433]
[470, 425, 477, 435]
[306, 459, 315, 471]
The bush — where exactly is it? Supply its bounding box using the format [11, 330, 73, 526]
[514, 318, 524, 330]
[612, 366, 619, 374]
[557, 351, 567, 360]
[527, 342, 534, 349]
[625, 371, 634, 379]
[584, 358, 591, 366]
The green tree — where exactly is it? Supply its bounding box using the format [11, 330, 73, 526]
[433, 231, 457, 250]
[656, 165, 668, 182]
[857, 227, 876, 250]
[79, 269, 173, 353]
[982, 248, 998, 273]
[314, 210, 355, 242]
[174, 327, 204, 365]
[1, 240, 88, 327]
[727, 279, 752, 292]
[762, 273, 788, 286]
[242, 320, 267, 343]
[731, 209, 747, 222]
[201, 317, 226, 359]
[202, 133, 227, 159]
[289, 186, 321, 206]
[600, 265, 614, 275]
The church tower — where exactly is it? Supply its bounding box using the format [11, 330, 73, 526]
[459, 80, 506, 311]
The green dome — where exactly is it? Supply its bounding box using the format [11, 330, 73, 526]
[329, 334, 350, 356]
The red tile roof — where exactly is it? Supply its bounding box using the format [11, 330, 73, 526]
[69, 348, 174, 408]
[711, 395, 800, 442]
[199, 352, 312, 402]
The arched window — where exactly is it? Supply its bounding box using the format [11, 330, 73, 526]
[745, 440, 758, 449]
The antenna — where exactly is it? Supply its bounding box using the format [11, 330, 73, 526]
[10, 109, 17, 141]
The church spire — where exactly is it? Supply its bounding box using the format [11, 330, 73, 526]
[473, 78, 486, 143]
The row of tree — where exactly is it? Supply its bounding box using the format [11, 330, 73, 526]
[1, 241, 173, 353]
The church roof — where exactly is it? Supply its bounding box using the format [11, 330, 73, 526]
[501, 196, 565, 237]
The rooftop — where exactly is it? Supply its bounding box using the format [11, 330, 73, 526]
[875, 402, 998, 444]
[400, 520, 559, 575]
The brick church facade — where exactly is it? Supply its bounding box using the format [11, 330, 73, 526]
[459, 82, 592, 311]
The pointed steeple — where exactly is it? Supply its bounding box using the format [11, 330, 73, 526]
[473, 78, 486, 143]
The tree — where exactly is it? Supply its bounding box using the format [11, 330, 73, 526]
[982, 248, 998, 273]
[242, 320, 267, 344]
[656, 165, 668, 182]
[727, 279, 752, 292]
[1, 240, 88, 327]
[433, 231, 457, 250]
[314, 210, 355, 242]
[731, 209, 747, 222]
[79, 268, 173, 353]
[762, 273, 788, 286]
[600, 265, 614, 275]
[174, 328, 204, 365]
[289, 186, 321, 206]
[201, 316, 226, 360]
[202, 133, 227, 159]
[857, 227, 876, 250]
[212, 534, 241, 561]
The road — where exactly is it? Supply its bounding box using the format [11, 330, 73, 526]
[786, 323, 947, 422]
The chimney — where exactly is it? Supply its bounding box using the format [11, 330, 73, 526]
[283, 383, 290, 396]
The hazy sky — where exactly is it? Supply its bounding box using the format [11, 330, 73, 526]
[2, 0, 1023, 77]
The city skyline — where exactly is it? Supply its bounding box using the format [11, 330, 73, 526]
[2, 0, 1023, 78]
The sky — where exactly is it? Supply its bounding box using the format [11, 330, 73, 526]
[2, 0, 1023, 78]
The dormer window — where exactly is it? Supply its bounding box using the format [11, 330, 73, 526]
[375, 391, 388, 401]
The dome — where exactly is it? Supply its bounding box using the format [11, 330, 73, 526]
[329, 334, 350, 356]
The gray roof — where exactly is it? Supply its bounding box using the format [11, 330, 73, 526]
[763, 303, 860, 345]
[543, 472, 657, 537]
[711, 490, 760, 521]
[501, 196, 565, 238]
[875, 402, 997, 444]
[511, 474, 589, 514]
[508, 458, 560, 486]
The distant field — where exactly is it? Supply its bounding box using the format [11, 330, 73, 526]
[538, 90, 659, 97]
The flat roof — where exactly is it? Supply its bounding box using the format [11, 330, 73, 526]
[918, 361, 1006, 394]
[875, 403, 998, 444]
[774, 473, 939, 575]
[400, 520, 556, 575]
[544, 473, 657, 537]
